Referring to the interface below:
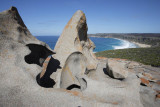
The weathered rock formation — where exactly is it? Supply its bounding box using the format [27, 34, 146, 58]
[0, 7, 47, 46]
[60, 52, 87, 91]
[51, 10, 97, 88]
[53, 10, 97, 69]
[0, 6, 54, 65]
[0, 7, 160, 107]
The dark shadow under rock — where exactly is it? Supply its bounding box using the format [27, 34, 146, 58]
[25, 44, 55, 66]
[36, 56, 61, 88]
[103, 68, 124, 81]
[66, 78, 87, 91]
[67, 84, 81, 90]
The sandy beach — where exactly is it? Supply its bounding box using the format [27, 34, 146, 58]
[131, 41, 151, 48]
[89, 36, 151, 48]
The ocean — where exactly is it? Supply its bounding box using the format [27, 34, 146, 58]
[35, 36, 137, 52]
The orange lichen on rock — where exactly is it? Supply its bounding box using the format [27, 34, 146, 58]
[140, 78, 150, 86]
[40, 57, 51, 78]
[65, 17, 73, 29]
[45, 57, 51, 62]
[156, 94, 160, 99]
[156, 81, 160, 85]
[143, 73, 153, 80]
[156, 90, 160, 94]
[65, 90, 81, 96]
[112, 102, 118, 105]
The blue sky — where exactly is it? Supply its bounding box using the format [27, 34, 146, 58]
[0, 0, 160, 36]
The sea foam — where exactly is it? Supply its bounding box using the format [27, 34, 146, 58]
[113, 39, 137, 49]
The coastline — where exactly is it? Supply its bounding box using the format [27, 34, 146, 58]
[113, 38, 151, 48]
[131, 41, 151, 48]
[89, 36, 151, 48]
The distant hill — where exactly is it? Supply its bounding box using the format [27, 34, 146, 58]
[88, 33, 160, 47]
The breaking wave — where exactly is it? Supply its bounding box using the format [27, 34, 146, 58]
[113, 39, 137, 49]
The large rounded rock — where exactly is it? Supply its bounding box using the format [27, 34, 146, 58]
[106, 59, 128, 79]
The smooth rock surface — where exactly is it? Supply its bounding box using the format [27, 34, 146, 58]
[83, 58, 143, 107]
[106, 58, 128, 79]
[60, 52, 87, 90]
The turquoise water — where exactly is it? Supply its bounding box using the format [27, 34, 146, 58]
[35, 36, 137, 52]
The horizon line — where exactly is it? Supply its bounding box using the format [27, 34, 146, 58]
[34, 33, 160, 36]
